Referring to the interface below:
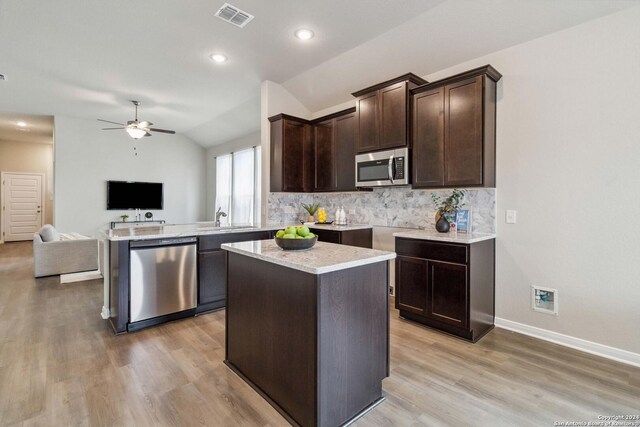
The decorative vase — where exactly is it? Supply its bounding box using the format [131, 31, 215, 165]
[435, 213, 450, 233]
[307, 215, 315, 223]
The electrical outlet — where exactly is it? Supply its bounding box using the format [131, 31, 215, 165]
[506, 210, 517, 224]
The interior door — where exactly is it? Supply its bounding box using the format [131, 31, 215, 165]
[2, 172, 43, 241]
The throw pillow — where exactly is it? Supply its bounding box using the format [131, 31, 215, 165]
[39, 224, 60, 242]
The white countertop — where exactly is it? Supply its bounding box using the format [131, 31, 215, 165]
[103, 222, 373, 241]
[308, 223, 372, 231]
[393, 229, 496, 244]
[104, 223, 282, 241]
[222, 240, 395, 275]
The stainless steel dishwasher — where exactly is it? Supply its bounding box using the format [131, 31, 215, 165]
[129, 237, 197, 326]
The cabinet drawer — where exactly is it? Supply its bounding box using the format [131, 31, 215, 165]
[395, 238, 468, 264]
[199, 231, 271, 251]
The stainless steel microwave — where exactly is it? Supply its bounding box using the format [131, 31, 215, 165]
[355, 147, 409, 187]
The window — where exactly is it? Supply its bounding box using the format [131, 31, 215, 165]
[215, 146, 261, 225]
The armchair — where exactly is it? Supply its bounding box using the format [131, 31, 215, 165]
[33, 225, 99, 278]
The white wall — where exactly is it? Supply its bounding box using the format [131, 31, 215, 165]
[205, 131, 260, 220]
[420, 7, 640, 354]
[54, 115, 206, 235]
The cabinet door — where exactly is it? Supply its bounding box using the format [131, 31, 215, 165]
[334, 113, 356, 191]
[311, 228, 341, 244]
[379, 82, 408, 149]
[198, 250, 227, 305]
[356, 92, 379, 153]
[412, 87, 445, 188]
[283, 119, 307, 192]
[395, 255, 428, 316]
[427, 261, 467, 328]
[314, 119, 336, 191]
[444, 76, 483, 186]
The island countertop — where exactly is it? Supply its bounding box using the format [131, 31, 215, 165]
[222, 240, 395, 275]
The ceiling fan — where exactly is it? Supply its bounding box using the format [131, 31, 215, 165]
[98, 100, 176, 139]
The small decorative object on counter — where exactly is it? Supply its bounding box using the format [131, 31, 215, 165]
[120, 214, 129, 222]
[335, 206, 347, 225]
[455, 209, 472, 233]
[431, 189, 466, 233]
[302, 203, 319, 223]
[317, 208, 327, 223]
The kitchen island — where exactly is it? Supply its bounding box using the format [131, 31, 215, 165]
[222, 240, 395, 427]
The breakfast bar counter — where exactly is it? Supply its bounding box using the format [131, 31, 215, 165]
[221, 240, 395, 427]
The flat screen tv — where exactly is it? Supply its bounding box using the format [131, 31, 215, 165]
[107, 181, 163, 210]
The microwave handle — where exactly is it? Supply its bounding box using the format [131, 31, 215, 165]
[388, 154, 394, 184]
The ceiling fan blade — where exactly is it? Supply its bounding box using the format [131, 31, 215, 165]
[102, 127, 125, 130]
[138, 121, 153, 128]
[98, 119, 125, 126]
[149, 128, 176, 134]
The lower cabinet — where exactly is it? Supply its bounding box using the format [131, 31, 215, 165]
[197, 230, 272, 313]
[395, 237, 495, 342]
[310, 227, 372, 249]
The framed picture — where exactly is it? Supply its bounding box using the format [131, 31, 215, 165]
[456, 209, 472, 233]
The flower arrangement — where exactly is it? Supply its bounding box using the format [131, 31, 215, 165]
[431, 189, 466, 219]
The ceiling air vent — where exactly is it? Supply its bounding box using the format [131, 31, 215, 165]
[215, 3, 254, 28]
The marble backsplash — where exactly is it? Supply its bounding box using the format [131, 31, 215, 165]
[268, 187, 496, 233]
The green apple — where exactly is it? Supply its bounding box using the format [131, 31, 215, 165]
[304, 233, 315, 239]
[283, 233, 296, 239]
[295, 235, 303, 239]
[275, 230, 285, 238]
[297, 225, 310, 237]
[285, 226, 297, 236]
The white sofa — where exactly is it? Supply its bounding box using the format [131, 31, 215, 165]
[33, 225, 99, 278]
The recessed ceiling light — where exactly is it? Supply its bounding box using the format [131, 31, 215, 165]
[210, 53, 228, 63]
[294, 29, 314, 40]
[16, 121, 27, 127]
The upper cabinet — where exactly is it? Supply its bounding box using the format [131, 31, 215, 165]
[269, 114, 314, 192]
[412, 65, 502, 189]
[313, 108, 357, 192]
[352, 73, 427, 153]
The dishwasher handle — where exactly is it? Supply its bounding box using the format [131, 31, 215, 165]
[130, 237, 197, 248]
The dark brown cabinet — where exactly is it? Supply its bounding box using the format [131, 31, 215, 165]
[313, 108, 357, 192]
[352, 74, 426, 153]
[412, 65, 501, 188]
[197, 230, 272, 313]
[395, 237, 495, 342]
[269, 114, 314, 192]
[310, 227, 372, 248]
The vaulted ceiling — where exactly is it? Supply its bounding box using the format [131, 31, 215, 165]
[0, 0, 636, 147]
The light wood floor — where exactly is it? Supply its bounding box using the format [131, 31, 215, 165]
[1, 241, 638, 426]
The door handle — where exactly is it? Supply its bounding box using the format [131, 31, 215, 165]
[388, 154, 394, 184]
[37, 211, 41, 213]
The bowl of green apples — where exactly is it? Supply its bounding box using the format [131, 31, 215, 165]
[274, 225, 317, 250]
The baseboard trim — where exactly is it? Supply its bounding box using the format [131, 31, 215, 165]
[495, 317, 640, 368]
[60, 269, 103, 284]
[101, 306, 110, 320]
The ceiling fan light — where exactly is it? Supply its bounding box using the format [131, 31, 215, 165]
[126, 127, 147, 139]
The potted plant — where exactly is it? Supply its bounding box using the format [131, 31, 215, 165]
[302, 203, 319, 223]
[431, 189, 465, 232]
[120, 214, 129, 222]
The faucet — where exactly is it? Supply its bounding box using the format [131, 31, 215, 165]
[215, 207, 227, 227]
